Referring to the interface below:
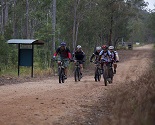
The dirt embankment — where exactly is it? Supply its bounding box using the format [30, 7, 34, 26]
[0, 45, 153, 125]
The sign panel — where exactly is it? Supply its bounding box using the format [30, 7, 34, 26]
[19, 49, 33, 66]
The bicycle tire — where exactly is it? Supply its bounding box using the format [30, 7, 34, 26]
[61, 69, 65, 83]
[103, 66, 108, 86]
[95, 68, 100, 82]
[108, 67, 113, 83]
[74, 67, 81, 82]
[97, 68, 101, 81]
[74, 68, 78, 82]
[95, 73, 98, 82]
[78, 67, 81, 81]
[58, 68, 65, 83]
[58, 68, 62, 83]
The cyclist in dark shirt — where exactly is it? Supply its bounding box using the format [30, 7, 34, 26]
[90, 46, 102, 62]
[72, 45, 85, 76]
[53, 42, 71, 79]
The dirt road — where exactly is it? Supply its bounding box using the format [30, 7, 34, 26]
[0, 45, 153, 125]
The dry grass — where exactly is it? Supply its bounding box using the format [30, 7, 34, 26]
[100, 69, 155, 125]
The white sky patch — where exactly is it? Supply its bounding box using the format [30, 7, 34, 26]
[145, 0, 155, 10]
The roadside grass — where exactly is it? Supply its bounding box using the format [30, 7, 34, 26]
[109, 71, 154, 124]
[0, 68, 18, 77]
[100, 67, 155, 125]
[0, 67, 52, 78]
[0, 62, 75, 78]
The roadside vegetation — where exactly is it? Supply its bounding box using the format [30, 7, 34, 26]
[0, 0, 155, 77]
[96, 50, 155, 125]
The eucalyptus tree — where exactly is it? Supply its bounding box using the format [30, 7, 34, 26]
[51, 0, 56, 53]
[147, 11, 155, 42]
[0, 0, 10, 35]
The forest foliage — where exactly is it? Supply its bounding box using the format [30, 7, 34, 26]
[0, 0, 155, 74]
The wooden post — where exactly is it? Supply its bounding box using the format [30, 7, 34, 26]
[31, 44, 34, 77]
[18, 44, 20, 76]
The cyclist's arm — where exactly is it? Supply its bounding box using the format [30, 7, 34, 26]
[90, 53, 95, 61]
[98, 50, 103, 61]
[66, 48, 72, 59]
[72, 51, 76, 60]
[82, 52, 86, 62]
[68, 52, 72, 59]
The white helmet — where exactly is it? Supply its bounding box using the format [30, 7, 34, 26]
[77, 45, 82, 49]
[109, 46, 114, 50]
[96, 46, 102, 51]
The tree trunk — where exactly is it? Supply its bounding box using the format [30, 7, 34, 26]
[4, 2, 9, 26]
[72, 0, 80, 50]
[12, 0, 17, 38]
[1, 0, 4, 35]
[51, 0, 56, 54]
[109, 15, 113, 46]
[26, 0, 29, 38]
[72, 0, 77, 50]
[75, 20, 79, 47]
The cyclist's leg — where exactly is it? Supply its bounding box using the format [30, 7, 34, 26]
[113, 63, 117, 74]
[100, 60, 104, 73]
[64, 59, 69, 78]
[79, 61, 83, 75]
[80, 64, 83, 75]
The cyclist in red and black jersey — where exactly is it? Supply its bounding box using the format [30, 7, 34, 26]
[53, 42, 71, 79]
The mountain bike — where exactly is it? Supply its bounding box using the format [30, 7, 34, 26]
[73, 60, 82, 82]
[102, 61, 113, 86]
[92, 61, 101, 82]
[55, 59, 67, 83]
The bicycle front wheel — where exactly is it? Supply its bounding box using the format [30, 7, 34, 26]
[108, 67, 113, 83]
[97, 68, 101, 81]
[95, 68, 101, 82]
[103, 66, 108, 86]
[59, 68, 65, 83]
[74, 68, 80, 82]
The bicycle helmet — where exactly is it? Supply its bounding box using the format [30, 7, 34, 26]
[60, 42, 66, 46]
[102, 45, 107, 49]
[77, 45, 82, 49]
[109, 46, 114, 50]
[96, 46, 102, 51]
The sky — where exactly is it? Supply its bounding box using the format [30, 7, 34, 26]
[145, 0, 155, 10]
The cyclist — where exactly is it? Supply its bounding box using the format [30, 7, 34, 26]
[99, 45, 112, 70]
[108, 46, 119, 74]
[72, 45, 85, 77]
[90, 46, 102, 62]
[99, 45, 112, 62]
[53, 42, 72, 79]
[90, 46, 102, 80]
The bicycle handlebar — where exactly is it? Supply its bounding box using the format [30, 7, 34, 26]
[70, 59, 85, 63]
